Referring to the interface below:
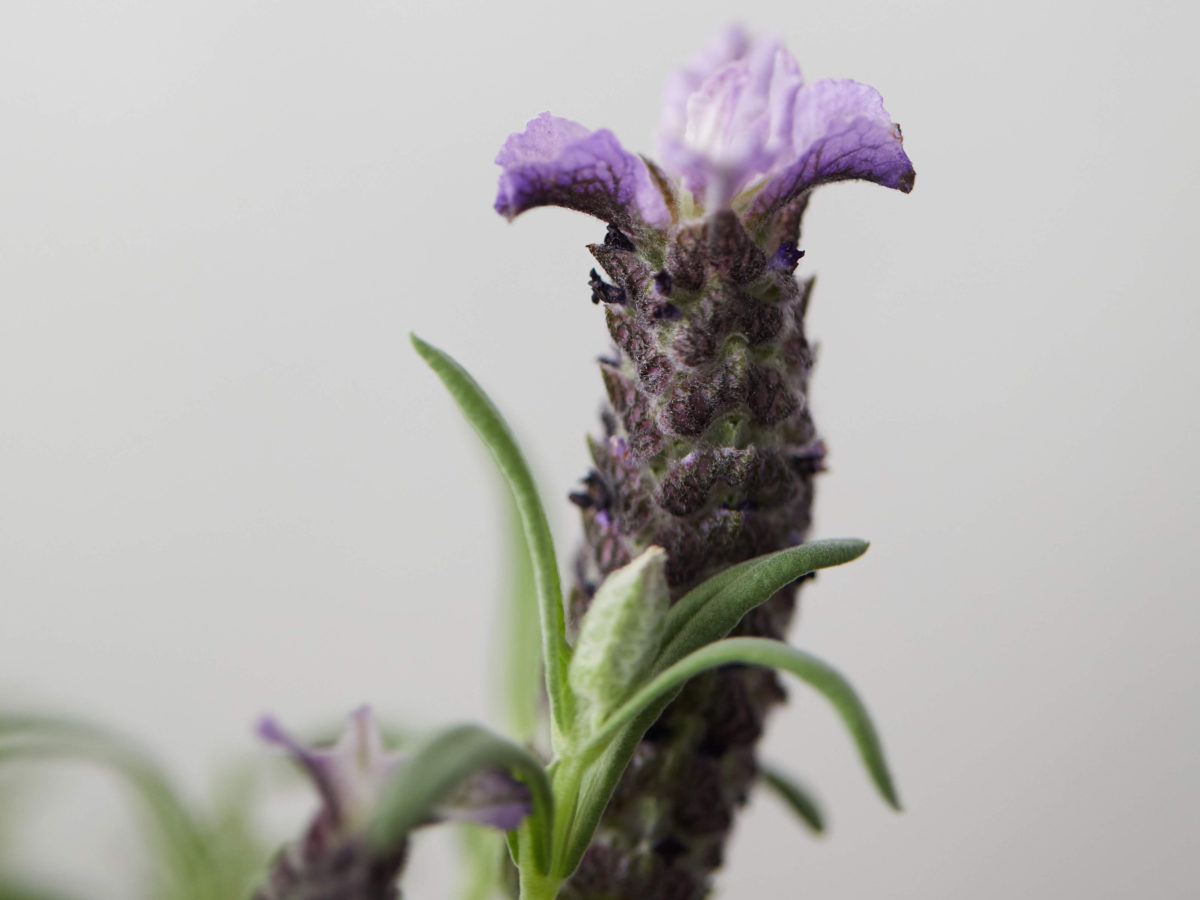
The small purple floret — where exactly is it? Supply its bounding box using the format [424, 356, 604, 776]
[589, 268, 626, 305]
[769, 241, 805, 272]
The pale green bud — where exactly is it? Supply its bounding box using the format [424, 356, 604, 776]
[568, 546, 669, 734]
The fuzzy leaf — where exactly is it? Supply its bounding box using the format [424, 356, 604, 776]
[368, 724, 553, 872]
[658, 539, 869, 667]
[568, 547, 669, 734]
[585, 638, 899, 809]
[558, 541, 870, 873]
[411, 335, 574, 746]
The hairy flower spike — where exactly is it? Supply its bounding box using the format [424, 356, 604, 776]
[495, 24, 914, 899]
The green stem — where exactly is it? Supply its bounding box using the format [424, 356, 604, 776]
[518, 867, 565, 900]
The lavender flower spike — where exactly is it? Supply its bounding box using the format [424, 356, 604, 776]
[254, 707, 532, 900]
[495, 24, 915, 900]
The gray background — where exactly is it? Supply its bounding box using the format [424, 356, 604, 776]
[2, 1, 1197, 897]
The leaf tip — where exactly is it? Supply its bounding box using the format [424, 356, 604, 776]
[880, 776, 902, 812]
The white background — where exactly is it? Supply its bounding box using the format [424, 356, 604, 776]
[2, 1, 1197, 897]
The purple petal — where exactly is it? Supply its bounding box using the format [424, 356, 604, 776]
[750, 79, 915, 219]
[436, 767, 533, 830]
[658, 25, 753, 144]
[257, 714, 342, 819]
[258, 706, 402, 830]
[494, 112, 668, 228]
[658, 35, 806, 209]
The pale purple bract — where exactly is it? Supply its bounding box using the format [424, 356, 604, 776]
[494, 25, 914, 229]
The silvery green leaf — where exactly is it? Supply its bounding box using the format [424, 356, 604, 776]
[584, 637, 899, 810]
[657, 538, 869, 669]
[568, 547, 669, 737]
[555, 540, 871, 874]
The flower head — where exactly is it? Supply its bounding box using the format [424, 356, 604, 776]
[258, 706, 531, 835]
[494, 25, 914, 232]
[254, 709, 532, 899]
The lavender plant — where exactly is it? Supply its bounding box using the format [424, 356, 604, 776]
[0, 24, 913, 900]
[485, 25, 914, 898]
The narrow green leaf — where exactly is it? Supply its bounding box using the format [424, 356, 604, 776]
[411, 335, 573, 744]
[0, 715, 217, 892]
[658, 539, 869, 669]
[584, 637, 899, 810]
[760, 763, 826, 835]
[558, 543, 870, 875]
[501, 499, 541, 743]
[561, 705, 665, 875]
[368, 724, 554, 872]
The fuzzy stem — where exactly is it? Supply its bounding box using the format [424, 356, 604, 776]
[519, 869, 564, 900]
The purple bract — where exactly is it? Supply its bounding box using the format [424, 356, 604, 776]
[493, 25, 914, 233]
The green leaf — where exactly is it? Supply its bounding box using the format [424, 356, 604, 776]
[557, 543, 871, 875]
[411, 335, 574, 746]
[368, 724, 554, 873]
[760, 763, 826, 835]
[658, 539, 869, 669]
[560, 708, 661, 875]
[0, 714, 224, 897]
[568, 547, 669, 737]
[584, 638, 899, 810]
[501, 499, 541, 743]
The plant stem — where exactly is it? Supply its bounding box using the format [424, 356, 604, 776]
[518, 868, 565, 900]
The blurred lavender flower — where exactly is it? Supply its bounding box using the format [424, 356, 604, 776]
[494, 24, 914, 899]
[254, 707, 530, 900]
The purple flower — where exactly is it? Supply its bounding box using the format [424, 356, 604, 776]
[258, 706, 531, 834]
[254, 709, 532, 899]
[494, 112, 670, 230]
[494, 25, 913, 230]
